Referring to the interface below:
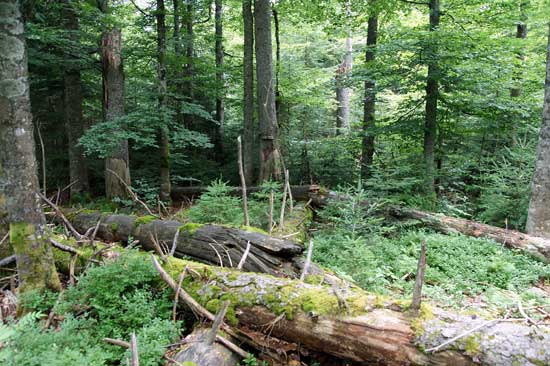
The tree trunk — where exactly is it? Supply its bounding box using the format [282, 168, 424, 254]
[0, 0, 61, 294]
[335, 32, 352, 135]
[157, 0, 171, 202]
[213, 0, 225, 163]
[361, 10, 378, 180]
[159, 256, 550, 366]
[183, 0, 195, 128]
[173, 0, 184, 126]
[254, 0, 283, 182]
[243, 0, 255, 185]
[272, 5, 281, 118]
[101, 5, 130, 199]
[526, 24, 550, 237]
[69, 211, 307, 277]
[423, 0, 440, 197]
[509, 1, 528, 146]
[62, 0, 89, 196]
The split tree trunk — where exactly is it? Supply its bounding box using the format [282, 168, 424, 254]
[526, 24, 550, 238]
[62, 0, 89, 196]
[101, 0, 130, 199]
[160, 256, 550, 366]
[0, 0, 61, 294]
[243, 0, 255, 185]
[255, 0, 283, 182]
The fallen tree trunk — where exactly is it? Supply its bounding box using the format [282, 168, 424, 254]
[158, 255, 550, 366]
[308, 190, 550, 262]
[171, 185, 316, 202]
[69, 211, 306, 277]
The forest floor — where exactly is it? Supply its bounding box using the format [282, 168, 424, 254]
[1, 184, 550, 365]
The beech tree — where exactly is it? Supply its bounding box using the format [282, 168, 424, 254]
[526, 24, 550, 237]
[255, 0, 283, 182]
[0, 0, 61, 294]
[243, 0, 255, 184]
[213, 0, 225, 163]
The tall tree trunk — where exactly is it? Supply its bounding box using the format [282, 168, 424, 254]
[174, 0, 184, 126]
[243, 0, 255, 185]
[213, 0, 225, 163]
[423, 0, 440, 197]
[0, 0, 61, 294]
[526, 24, 550, 237]
[101, 0, 130, 200]
[510, 1, 528, 146]
[361, 12, 378, 180]
[157, 0, 171, 202]
[272, 5, 281, 118]
[183, 0, 195, 128]
[335, 33, 352, 135]
[254, 0, 283, 182]
[62, 0, 89, 196]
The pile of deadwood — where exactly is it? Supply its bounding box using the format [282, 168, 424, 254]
[42, 185, 550, 366]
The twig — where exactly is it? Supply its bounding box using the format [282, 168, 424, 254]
[237, 241, 251, 270]
[130, 332, 139, 366]
[35, 120, 46, 196]
[268, 190, 274, 234]
[38, 192, 83, 240]
[517, 300, 536, 325]
[44, 291, 64, 329]
[204, 301, 230, 345]
[0, 232, 9, 246]
[149, 233, 167, 263]
[410, 240, 427, 315]
[172, 267, 187, 322]
[285, 169, 293, 213]
[106, 169, 156, 217]
[169, 229, 180, 257]
[425, 319, 501, 353]
[300, 239, 314, 281]
[279, 177, 288, 229]
[215, 335, 249, 358]
[50, 238, 79, 255]
[237, 136, 250, 226]
[0, 255, 16, 267]
[104, 338, 131, 348]
[69, 254, 78, 286]
[207, 242, 224, 267]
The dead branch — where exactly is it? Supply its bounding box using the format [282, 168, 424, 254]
[269, 190, 274, 234]
[103, 338, 131, 348]
[106, 169, 156, 217]
[131, 332, 139, 366]
[169, 229, 180, 257]
[280, 173, 288, 229]
[410, 240, 427, 315]
[50, 238, 79, 255]
[300, 239, 314, 281]
[173, 268, 187, 322]
[215, 335, 249, 358]
[0, 255, 16, 267]
[237, 136, 250, 226]
[285, 169, 293, 213]
[237, 241, 251, 270]
[205, 301, 230, 345]
[39, 192, 83, 240]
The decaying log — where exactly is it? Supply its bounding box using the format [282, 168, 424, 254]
[308, 190, 550, 262]
[171, 185, 317, 202]
[158, 255, 550, 366]
[69, 211, 305, 277]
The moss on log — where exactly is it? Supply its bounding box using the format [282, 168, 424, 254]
[160, 256, 550, 366]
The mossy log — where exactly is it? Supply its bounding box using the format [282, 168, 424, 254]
[160, 256, 550, 366]
[308, 190, 550, 262]
[69, 211, 306, 277]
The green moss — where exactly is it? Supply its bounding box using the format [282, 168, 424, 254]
[179, 223, 204, 235]
[134, 215, 157, 227]
[463, 334, 482, 356]
[303, 274, 324, 285]
[409, 303, 435, 337]
[110, 222, 119, 233]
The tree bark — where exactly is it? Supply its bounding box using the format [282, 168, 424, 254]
[423, 0, 440, 196]
[62, 0, 89, 196]
[213, 0, 225, 163]
[243, 0, 255, 185]
[0, 0, 61, 294]
[335, 32, 353, 135]
[157, 0, 171, 202]
[526, 24, 550, 237]
[173, 0, 184, 126]
[101, 1, 130, 200]
[159, 256, 550, 366]
[254, 0, 283, 182]
[69, 211, 306, 277]
[361, 10, 378, 180]
[272, 5, 281, 118]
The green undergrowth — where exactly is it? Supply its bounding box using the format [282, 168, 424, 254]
[313, 188, 550, 313]
[0, 251, 181, 366]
